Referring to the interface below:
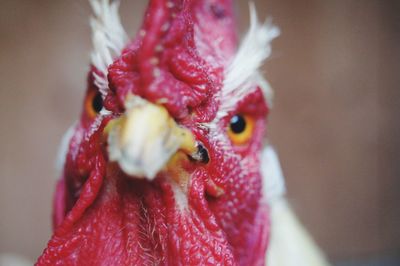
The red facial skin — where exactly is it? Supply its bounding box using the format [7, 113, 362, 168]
[37, 1, 270, 265]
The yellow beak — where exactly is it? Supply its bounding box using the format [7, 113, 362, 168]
[106, 96, 196, 180]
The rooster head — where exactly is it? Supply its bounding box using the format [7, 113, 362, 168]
[37, 0, 279, 265]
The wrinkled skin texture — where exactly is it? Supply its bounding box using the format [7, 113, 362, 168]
[37, 0, 270, 265]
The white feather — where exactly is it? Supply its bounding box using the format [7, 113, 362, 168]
[266, 199, 330, 266]
[261, 146, 286, 203]
[261, 146, 330, 266]
[89, 0, 128, 96]
[216, 3, 279, 121]
[55, 123, 77, 174]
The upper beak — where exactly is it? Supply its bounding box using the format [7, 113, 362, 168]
[106, 96, 200, 180]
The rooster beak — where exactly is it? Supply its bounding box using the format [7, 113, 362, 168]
[105, 96, 198, 180]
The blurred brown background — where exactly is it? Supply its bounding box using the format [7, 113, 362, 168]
[0, 0, 399, 264]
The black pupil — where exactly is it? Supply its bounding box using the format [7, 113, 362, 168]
[92, 92, 103, 113]
[230, 115, 246, 134]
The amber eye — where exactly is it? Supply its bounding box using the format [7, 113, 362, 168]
[227, 114, 254, 145]
[85, 90, 103, 119]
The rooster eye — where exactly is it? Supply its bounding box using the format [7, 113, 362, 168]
[230, 115, 246, 133]
[85, 90, 103, 119]
[227, 114, 254, 145]
[92, 92, 103, 113]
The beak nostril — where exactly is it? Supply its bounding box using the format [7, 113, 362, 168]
[189, 143, 209, 164]
[198, 144, 210, 164]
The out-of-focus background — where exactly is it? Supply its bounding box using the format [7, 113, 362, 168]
[0, 0, 399, 265]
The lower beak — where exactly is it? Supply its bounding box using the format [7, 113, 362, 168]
[106, 96, 197, 180]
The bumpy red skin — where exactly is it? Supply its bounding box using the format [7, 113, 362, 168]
[37, 1, 270, 265]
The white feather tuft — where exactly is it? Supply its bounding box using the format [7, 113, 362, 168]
[261, 146, 330, 266]
[266, 199, 330, 266]
[55, 123, 77, 174]
[89, 0, 128, 96]
[216, 3, 279, 120]
[261, 146, 286, 204]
